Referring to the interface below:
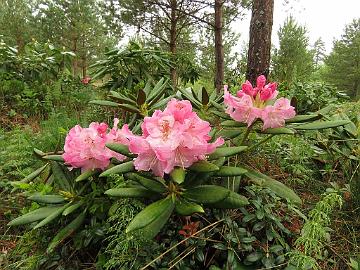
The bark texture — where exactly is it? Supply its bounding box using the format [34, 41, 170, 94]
[246, 0, 274, 85]
[170, 0, 178, 90]
[214, 0, 224, 93]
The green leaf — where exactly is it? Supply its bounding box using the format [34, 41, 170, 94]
[208, 191, 249, 208]
[188, 160, 219, 172]
[63, 201, 85, 216]
[8, 206, 64, 226]
[183, 185, 230, 204]
[245, 168, 301, 204]
[216, 129, 242, 139]
[33, 148, 45, 157]
[105, 143, 135, 157]
[138, 199, 174, 239]
[170, 167, 186, 184]
[109, 91, 136, 105]
[89, 100, 119, 107]
[221, 120, 247, 127]
[33, 203, 70, 229]
[126, 196, 174, 234]
[28, 194, 66, 204]
[292, 120, 351, 130]
[147, 78, 166, 102]
[75, 169, 99, 182]
[117, 103, 141, 113]
[51, 162, 72, 191]
[175, 198, 204, 216]
[47, 211, 86, 253]
[105, 187, 155, 198]
[285, 114, 321, 123]
[261, 127, 295, 134]
[125, 173, 166, 193]
[42, 155, 64, 162]
[214, 166, 248, 177]
[246, 252, 263, 262]
[208, 146, 248, 160]
[19, 164, 48, 183]
[99, 161, 134, 177]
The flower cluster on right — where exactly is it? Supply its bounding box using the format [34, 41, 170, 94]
[224, 75, 296, 130]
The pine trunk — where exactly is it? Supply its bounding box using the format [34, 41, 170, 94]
[246, 0, 274, 85]
[170, 0, 178, 90]
[214, 0, 224, 93]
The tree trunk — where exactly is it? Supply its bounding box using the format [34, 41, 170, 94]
[246, 0, 274, 85]
[169, 0, 178, 90]
[214, 0, 224, 93]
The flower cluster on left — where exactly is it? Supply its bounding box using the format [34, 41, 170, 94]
[63, 119, 132, 171]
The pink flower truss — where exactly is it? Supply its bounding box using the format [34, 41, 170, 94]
[62, 119, 131, 172]
[224, 75, 295, 130]
[128, 99, 224, 177]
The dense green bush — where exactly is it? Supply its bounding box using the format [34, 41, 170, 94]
[279, 81, 347, 113]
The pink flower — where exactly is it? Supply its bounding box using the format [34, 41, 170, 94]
[63, 119, 131, 172]
[128, 98, 224, 177]
[261, 98, 296, 130]
[224, 76, 295, 130]
[259, 82, 278, 101]
[224, 88, 260, 126]
[81, 76, 91, 85]
[241, 80, 258, 97]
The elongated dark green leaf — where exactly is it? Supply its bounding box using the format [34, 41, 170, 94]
[105, 143, 135, 157]
[245, 168, 301, 204]
[261, 127, 295, 134]
[138, 199, 174, 239]
[285, 114, 321, 123]
[47, 211, 86, 253]
[99, 161, 134, 177]
[208, 146, 248, 160]
[214, 166, 248, 177]
[208, 191, 249, 208]
[109, 91, 137, 105]
[211, 110, 231, 119]
[126, 196, 174, 233]
[179, 87, 202, 108]
[175, 198, 204, 216]
[221, 120, 247, 127]
[147, 78, 165, 102]
[19, 164, 48, 183]
[293, 120, 351, 130]
[183, 185, 230, 204]
[118, 103, 141, 113]
[189, 160, 219, 172]
[151, 95, 175, 110]
[89, 100, 119, 107]
[63, 201, 84, 216]
[8, 206, 64, 226]
[125, 173, 166, 193]
[42, 155, 64, 162]
[51, 162, 72, 191]
[216, 129, 242, 139]
[34, 203, 70, 229]
[28, 194, 66, 204]
[75, 169, 99, 182]
[33, 148, 45, 157]
[105, 187, 155, 198]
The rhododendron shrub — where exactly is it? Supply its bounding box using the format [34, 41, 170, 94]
[62, 118, 132, 171]
[224, 75, 296, 129]
[128, 99, 224, 177]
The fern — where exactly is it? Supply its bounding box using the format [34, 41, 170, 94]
[287, 192, 343, 269]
